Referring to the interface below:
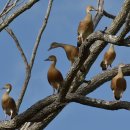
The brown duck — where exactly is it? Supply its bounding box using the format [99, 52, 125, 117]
[77, 5, 97, 47]
[48, 42, 79, 65]
[111, 64, 127, 100]
[45, 55, 64, 94]
[100, 44, 116, 70]
[1, 83, 17, 119]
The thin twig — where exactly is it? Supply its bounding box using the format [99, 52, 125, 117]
[103, 10, 116, 19]
[0, 0, 20, 18]
[5, 27, 29, 68]
[0, 0, 40, 32]
[16, 0, 54, 110]
[93, 0, 104, 29]
[0, 0, 12, 17]
[29, 0, 53, 68]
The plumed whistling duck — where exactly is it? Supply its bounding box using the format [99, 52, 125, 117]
[100, 44, 116, 70]
[1, 83, 17, 119]
[111, 64, 127, 100]
[48, 42, 79, 65]
[45, 55, 64, 94]
[77, 5, 97, 47]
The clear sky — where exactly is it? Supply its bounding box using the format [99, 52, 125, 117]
[0, 0, 130, 130]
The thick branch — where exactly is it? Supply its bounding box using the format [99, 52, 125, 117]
[39, 1, 130, 128]
[58, 6, 130, 101]
[0, 95, 56, 129]
[70, 0, 130, 94]
[58, 32, 98, 101]
[1, 1, 130, 130]
[86, 31, 130, 46]
[77, 64, 130, 95]
[27, 111, 60, 130]
[30, 101, 66, 122]
[67, 94, 130, 110]
[118, 11, 130, 38]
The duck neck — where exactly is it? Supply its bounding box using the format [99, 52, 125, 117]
[118, 66, 123, 77]
[3, 90, 10, 98]
[6, 88, 11, 94]
[84, 12, 92, 21]
[109, 44, 114, 51]
[51, 60, 56, 67]
[54, 43, 64, 49]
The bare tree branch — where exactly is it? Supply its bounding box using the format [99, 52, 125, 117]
[0, 95, 56, 129]
[29, 0, 53, 69]
[86, 31, 130, 46]
[27, 111, 62, 130]
[93, 0, 104, 29]
[103, 10, 116, 19]
[0, 0, 22, 19]
[67, 94, 130, 111]
[1, 89, 130, 130]
[0, 0, 13, 17]
[106, 0, 130, 34]
[0, 0, 40, 32]
[36, 1, 130, 127]
[5, 27, 29, 68]
[1, 0, 130, 130]
[118, 11, 130, 38]
[57, 0, 130, 101]
[77, 64, 130, 95]
[71, 0, 130, 94]
[16, 0, 54, 110]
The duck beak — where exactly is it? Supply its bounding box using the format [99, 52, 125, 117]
[0, 87, 5, 90]
[95, 8, 98, 11]
[48, 47, 52, 51]
[92, 8, 98, 11]
[44, 58, 49, 61]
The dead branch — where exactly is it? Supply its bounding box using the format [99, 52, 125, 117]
[77, 64, 130, 95]
[16, 0, 54, 110]
[103, 10, 116, 19]
[67, 94, 130, 110]
[5, 27, 29, 68]
[0, 0, 40, 32]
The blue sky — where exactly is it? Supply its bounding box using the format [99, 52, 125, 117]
[0, 0, 130, 130]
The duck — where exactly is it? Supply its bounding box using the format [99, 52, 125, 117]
[100, 44, 116, 70]
[1, 83, 17, 119]
[48, 42, 79, 65]
[77, 5, 97, 47]
[45, 55, 64, 94]
[111, 64, 127, 100]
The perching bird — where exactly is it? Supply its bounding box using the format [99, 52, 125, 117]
[100, 44, 116, 70]
[77, 5, 97, 47]
[111, 64, 126, 100]
[45, 55, 64, 94]
[48, 42, 79, 65]
[1, 84, 17, 119]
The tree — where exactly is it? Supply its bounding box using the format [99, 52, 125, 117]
[0, 0, 130, 129]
